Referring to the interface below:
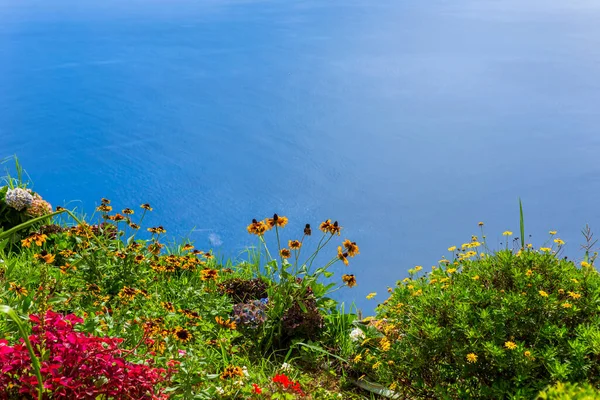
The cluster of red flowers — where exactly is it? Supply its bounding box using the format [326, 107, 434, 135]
[272, 374, 304, 396]
[0, 311, 169, 399]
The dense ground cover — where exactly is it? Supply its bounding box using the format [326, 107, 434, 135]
[1, 157, 600, 399]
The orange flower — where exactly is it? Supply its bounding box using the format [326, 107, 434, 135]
[141, 203, 153, 211]
[288, 240, 302, 250]
[280, 248, 292, 259]
[342, 274, 357, 288]
[122, 208, 134, 215]
[247, 219, 267, 236]
[34, 251, 55, 264]
[343, 239, 359, 257]
[265, 214, 288, 229]
[215, 316, 237, 330]
[337, 246, 349, 266]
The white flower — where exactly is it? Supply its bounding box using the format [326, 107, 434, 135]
[281, 362, 292, 372]
[235, 380, 244, 386]
[350, 328, 366, 342]
[242, 366, 249, 377]
[215, 387, 225, 395]
[5, 188, 33, 211]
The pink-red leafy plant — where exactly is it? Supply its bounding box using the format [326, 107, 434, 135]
[0, 310, 169, 399]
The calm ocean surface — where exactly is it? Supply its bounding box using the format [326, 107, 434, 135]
[1, 0, 600, 313]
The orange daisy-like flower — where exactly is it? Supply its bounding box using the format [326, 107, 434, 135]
[220, 365, 245, 380]
[148, 226, 166, 234]
[182, 243, 194, 251]
[122, 208, 134, 215]
[161, 302, 176, 313]
[337, 246, 349, 266]
[97, 204, 112, 213]
[201, 268, 219, 281]
[203, 252, 214, 260]
[9, 283, 28, 297]
[129, 222, 140, 230]
[173, 327, 192, 342]
[342, 274, 357, 288]
[320, 219, 342, 235]
[101, 198, 111, 204]
[215, 316, 237, 330]
[280, 248, 292, 259]
[247, 219, 268, 236]
[134, 254, 145, 264]
[343, 239, 359, 257]
[320, 219, 332, 233]
[288, 240, 302, 250]
[24, 233, 47, 247]
[141, 203, 153, 211]
[34, 251, 55, 264]
[111, 213, 126, 222]
[265, 214, 288, 229]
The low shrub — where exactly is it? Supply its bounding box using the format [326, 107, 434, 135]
[352, 232, 600, 399]
[537, 382, 600, 399]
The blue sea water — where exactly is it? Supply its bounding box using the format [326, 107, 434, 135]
[1, 0, 600, 313]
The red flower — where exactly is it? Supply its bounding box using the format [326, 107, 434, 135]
[252, 383, 262, 394]
[272, 374, 304, 396]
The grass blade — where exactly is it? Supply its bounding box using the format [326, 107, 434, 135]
[0, 305, 44, 400]
[519, 198, 525, 249]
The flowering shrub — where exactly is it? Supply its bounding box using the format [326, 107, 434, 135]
[537, 382, 600, 399]
[354, 231, 600, 399]
[0, 310, 169, 399]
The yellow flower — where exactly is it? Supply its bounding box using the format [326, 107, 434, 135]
[414, 265, 422, 272]
[524, 350, 532, 358]
[526, 243, 533, 248]
[466, 353, 478, 363]
[412, 289, 423, 296]
[502, 231, 513, 236]
[539, 247, 552, 252]
[402, 277, 411, 283]
[504, 341, 517, 350]
[562, 302, 573, 308]
[567, 291, 581, 300]
[448, 246, 457, 252]
[447, 268, 457, 274]
[353, 354, 362, 363]
[580, 261, 591, 268]
[34, 252, 55, 264]
[472, 275, 479, 280]
[366, 292, 377, 300]
[571, 278, 579, 284]
[380, 337, 391, 352]
[220, 365, 245, 380]
[554, 238, 565, 246]
[478, 222, 484, 226]
[549, 231, 557, 235]
[372, 361, 381, 370]
[539, 290, 549, 298]
[525, 269, 533, 277]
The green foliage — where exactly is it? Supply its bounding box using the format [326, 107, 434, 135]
[537, 382, 600, 400]
[357, 242, 600, 399]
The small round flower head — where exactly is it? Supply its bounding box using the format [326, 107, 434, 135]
[5, 188, 34, 211]
[26, 198, 53, 217]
